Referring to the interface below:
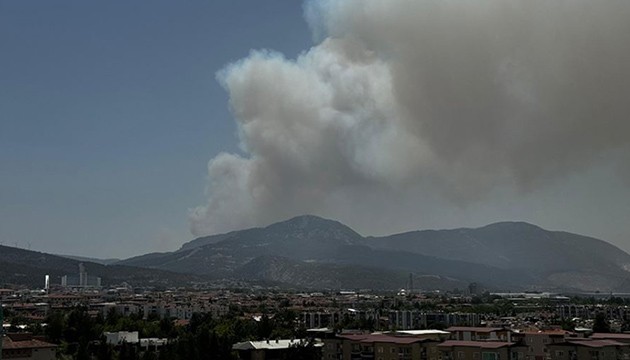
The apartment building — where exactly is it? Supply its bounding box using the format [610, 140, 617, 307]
[511, 330, 573, 360]
[322, 332, 442, 360]
[546, 339, 630, 360]
[233, 339, 323, 360]
[389, 311, 481, 330]
[1, 334, 57, 360]
[447, 327, 512, 342]
[437, 340, 525, 360]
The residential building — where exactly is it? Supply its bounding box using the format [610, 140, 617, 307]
[104, 331, 139, 345]
[447, 327, 512, 342]
[546, 339, 630, 360]
[389, 311, 481, 330]
[233, 339, 322, 360]
[512, 330, 572, 360]
[1, 333, 57, 360]
[323, 332, 442, 360]
[437, 340, 525, 360]
[591, 333, 630, 344]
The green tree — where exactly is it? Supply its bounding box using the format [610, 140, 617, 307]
[285, 339, 322, 360]
[257, 314, 273, 339]
[593, 313, 611, 333]
[44, 311, 65, 343]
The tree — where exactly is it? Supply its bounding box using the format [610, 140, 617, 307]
[593, 313, 611, 333]
[257, 314, 273, 339]
[45, 311, 65, 343]
[285, 339, 322, 360]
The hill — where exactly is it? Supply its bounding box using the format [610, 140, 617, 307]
[0, 245, 207, 288]
[236, 255, 467, 291]
[118, 215, 630, 291]
[57, 254, 120, 265]
[119, 215, 365, 277]
[364, 221, 630, 291]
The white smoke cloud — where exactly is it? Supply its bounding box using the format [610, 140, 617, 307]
[190, 0, 630, 236]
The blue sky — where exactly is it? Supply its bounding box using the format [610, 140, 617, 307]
[1, 1, 312, 257]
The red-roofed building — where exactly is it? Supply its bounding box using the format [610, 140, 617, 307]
[512, 330, 573, 360]
[546, 338, 630, 360]
[437, 340, 526, 360]
[232, 339, 323, 360]
[591, 332, 630, 344]
[2, 334, 57, 360]
[446, 327, 512, 342]
[323, 333, 441, 360]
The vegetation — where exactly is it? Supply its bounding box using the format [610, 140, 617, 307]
[38, 306, 318, 360]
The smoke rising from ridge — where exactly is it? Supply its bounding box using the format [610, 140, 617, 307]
[190, 0, 630, 236]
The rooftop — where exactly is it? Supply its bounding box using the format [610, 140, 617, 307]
[232, 339, 322, 351]
[561, 339, 629, 348]
[446, 326, 504, 333]
[438, 341, 515, 349]
[395, 330, 450, 336]
[337, 334, 430, 345]
[3, 334, 57, 350]
[591, 333, 630, 340]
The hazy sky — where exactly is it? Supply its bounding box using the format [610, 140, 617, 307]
[2, 0, 629, 259]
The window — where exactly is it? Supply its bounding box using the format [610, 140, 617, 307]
[482, 352, 498, 360]
[589, 350, 600, 360]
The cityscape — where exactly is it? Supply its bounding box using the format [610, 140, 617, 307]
[5, 263, 630, 359]
[2, 0, 630, 359]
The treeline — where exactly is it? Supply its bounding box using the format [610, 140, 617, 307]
[37, 306, 319, 360]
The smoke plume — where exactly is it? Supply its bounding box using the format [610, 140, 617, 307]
[190, 0, 630, 236]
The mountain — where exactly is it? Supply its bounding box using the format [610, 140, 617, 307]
[237, 255, 467, 291]
[119, 215, 365, 276]
[13, 215, 616, 291]
[364, 221, 630, 291]
[57, 254, 120, 265]
[117, 215, 630, 291]
[0, 245, 207, 288]
[179, 215, 363, 257]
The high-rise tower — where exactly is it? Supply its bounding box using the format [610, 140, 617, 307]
[78, 263, 87, 287]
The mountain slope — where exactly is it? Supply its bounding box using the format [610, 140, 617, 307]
[119, 216, 630, 292]
[0, 245, 207, 288]
[365, 222, 630, 291]
[119, 215, 364, 274]
[57, 254, 120, 265]
[364, 222, 630, 271]
[235, 255, 467, 290]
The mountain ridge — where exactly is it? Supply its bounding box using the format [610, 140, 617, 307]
[0, 245, 208, 288]
[117, 215, 630, 292]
